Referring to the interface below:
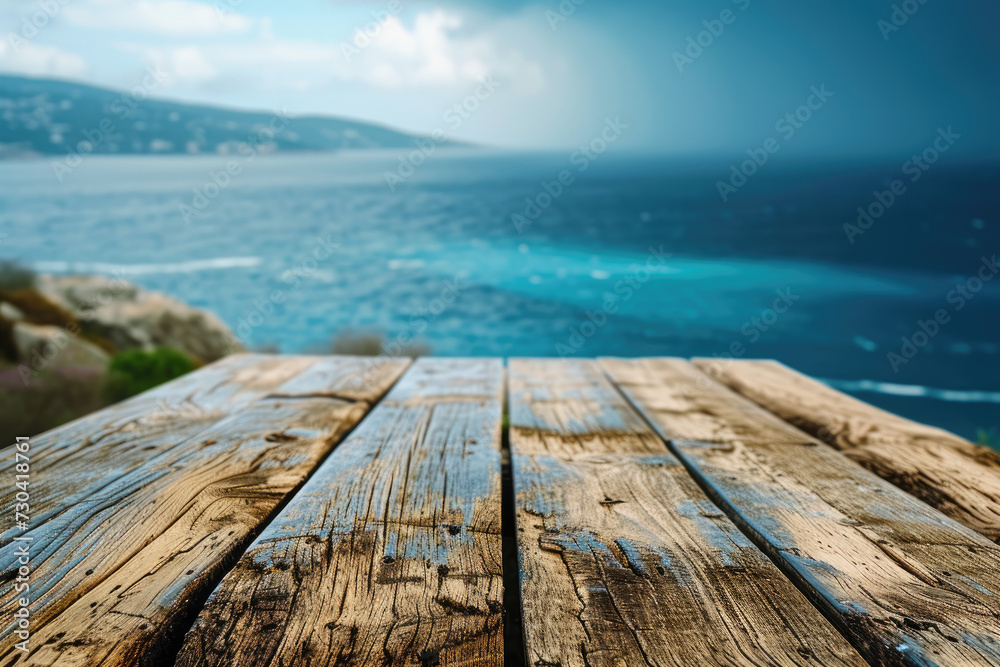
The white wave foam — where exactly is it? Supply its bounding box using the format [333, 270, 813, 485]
[821, 378, 1000, 404]
[33, 257, 262, 276]
[387, 259, 425, 270]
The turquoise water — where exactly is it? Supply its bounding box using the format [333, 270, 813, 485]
[1, 150, 997, 440]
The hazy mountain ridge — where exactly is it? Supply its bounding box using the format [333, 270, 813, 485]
[0, 75, 435, 158]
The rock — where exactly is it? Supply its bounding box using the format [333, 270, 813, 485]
[35, 274, 242, 362]
[33, 274, 138, 312]
[0, 302, 25, 321]
[12, 322, 111, 371]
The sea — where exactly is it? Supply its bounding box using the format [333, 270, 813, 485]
[1, 149, 997, 443]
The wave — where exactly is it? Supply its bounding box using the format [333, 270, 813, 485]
[821, 378, 1000, 404]
[32, 257, 262, 276]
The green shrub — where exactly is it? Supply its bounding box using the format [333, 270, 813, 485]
[103, 347, 196, 403]
[0, 261, 35, 290]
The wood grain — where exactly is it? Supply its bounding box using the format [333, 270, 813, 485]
[693, 357, 1000, 544]
[509, 359, 866, 667]
[0, 356, 410, 666]
[176, 358, 505, 667]
[0, 353, 316, 548]
[603, 357, 1000, 667]
[509, 357, 666, 458]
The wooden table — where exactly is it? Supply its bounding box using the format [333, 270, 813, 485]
[3, 355, 1000, 666]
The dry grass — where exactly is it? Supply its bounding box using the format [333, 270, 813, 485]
[330, 330, 432, 358]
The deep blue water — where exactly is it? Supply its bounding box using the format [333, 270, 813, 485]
[1, 150, 997, 441]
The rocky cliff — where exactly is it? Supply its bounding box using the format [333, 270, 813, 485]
[35, 274, 241, 364]
[0, 274, 242, 441]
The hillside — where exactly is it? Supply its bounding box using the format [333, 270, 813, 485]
[0, 74, 436, 158]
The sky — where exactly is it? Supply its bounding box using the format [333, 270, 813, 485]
[1, 0, 998, 156]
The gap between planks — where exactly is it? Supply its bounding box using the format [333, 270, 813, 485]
[693, 357, 1000, 545]
[7, 355, 1000, 667]
[509, 358, 865, 667]
[0, 355, 411, 667]
[601, 357, 1000, 667]
[175, 358, 506, 667]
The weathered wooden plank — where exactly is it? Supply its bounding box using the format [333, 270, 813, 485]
[0, 356, 411, 666]
[176, 358, 505, 667]
[509, 359, 866, 667]
[269, 356, 409, 403]
[693, 358, 1000, 544]
[603, 357, 1000, 667]
[510, 357, 666, 457]
[0, 353, 317, 547]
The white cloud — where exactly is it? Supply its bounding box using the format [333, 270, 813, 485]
[181, 9, 540, 92]
[352, 10, 547, 92]
[347, 11, 491, 88]
[0, 40, 87, 78]
[168, 46, 217, 83]
[86, 7, 547, 109]
[64, 0, 254, 36]
[127, 40, 340, 90]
